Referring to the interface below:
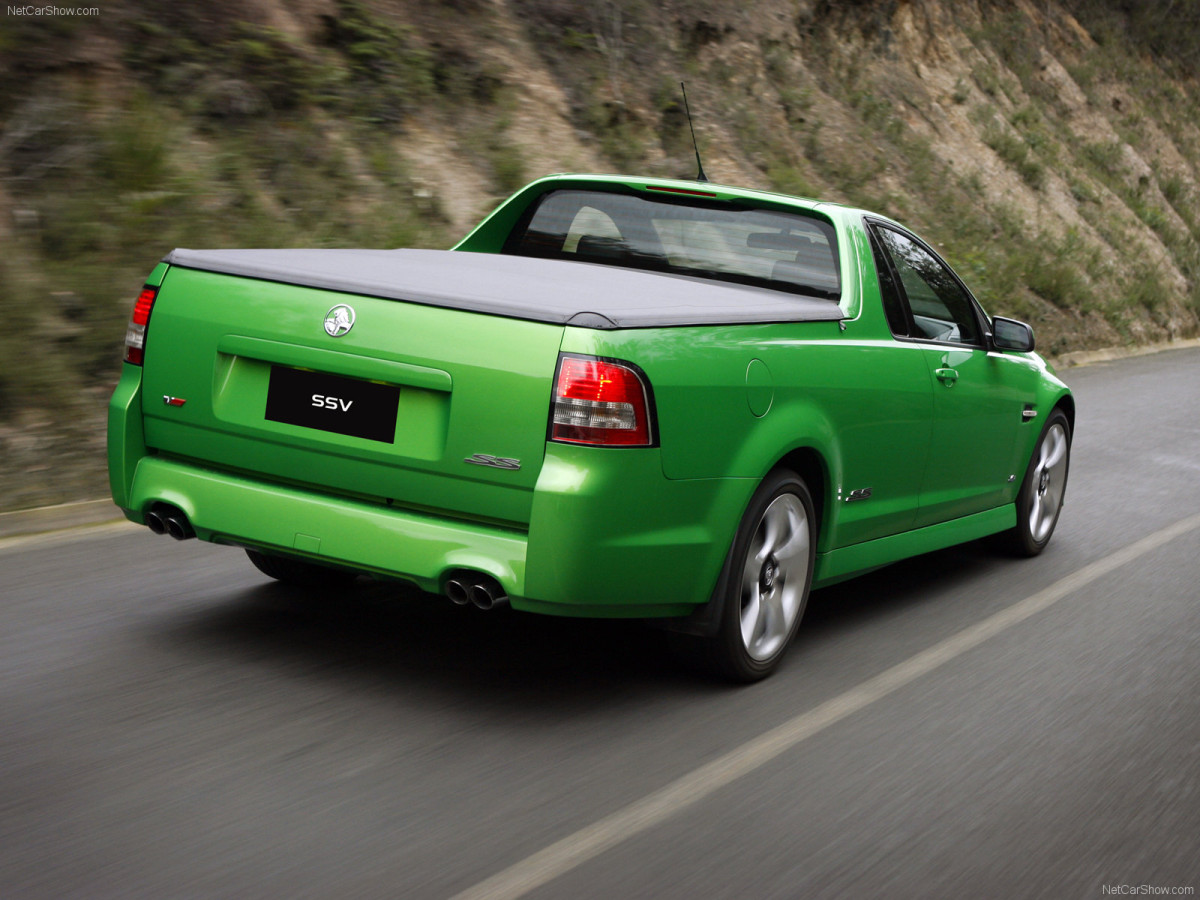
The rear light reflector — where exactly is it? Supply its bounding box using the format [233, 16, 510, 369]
[124, 286, 158, 365]
[551, 354, 655, 447]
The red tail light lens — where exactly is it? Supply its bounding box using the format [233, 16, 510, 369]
[124, 286, 158, 365]
[551, 355, 655, 446]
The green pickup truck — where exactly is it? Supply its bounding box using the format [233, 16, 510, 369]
[108, 173, 1073, 680]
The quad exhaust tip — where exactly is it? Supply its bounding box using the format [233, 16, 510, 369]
[164, 513, 195, 541]
[144, 505, 196, 541]
[469, 581, 505, 611]
[444, 572, 508, 610]
[445, 578, 471, 607]
[144, 509, 167, 535]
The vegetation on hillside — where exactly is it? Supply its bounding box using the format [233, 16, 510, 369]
[0, 0, 1197, 510]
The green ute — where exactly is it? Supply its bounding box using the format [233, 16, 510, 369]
[109, 173, 1073, 681]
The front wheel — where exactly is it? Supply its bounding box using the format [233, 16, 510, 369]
[1005, 408, 1071, 556]
[693, 470, 817, 683]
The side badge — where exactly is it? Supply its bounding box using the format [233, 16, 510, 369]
[163, 396, 186, 407]
[465, 454, 521, 471]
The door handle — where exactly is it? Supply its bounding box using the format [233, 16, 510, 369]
[935, 367, 958, 385]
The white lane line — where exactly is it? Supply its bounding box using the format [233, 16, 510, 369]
[451, 512, 1200, 900]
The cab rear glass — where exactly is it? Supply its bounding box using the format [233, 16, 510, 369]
[504, 188, 841, 301]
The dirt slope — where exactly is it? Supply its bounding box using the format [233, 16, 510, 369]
[0, 0, 1197, 509]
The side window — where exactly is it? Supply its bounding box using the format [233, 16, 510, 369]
[875, 227, 981, 345]
[867, 227, 911, 336]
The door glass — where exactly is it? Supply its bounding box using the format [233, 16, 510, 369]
[876, 228, 980, 345]
[868, 228, 911, 336]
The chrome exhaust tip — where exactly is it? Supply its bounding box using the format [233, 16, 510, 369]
[445, 578, 471, 606]
[470, 579, 509, 611]
[163, 513, 195, 541]
[445, 572, 508, 609]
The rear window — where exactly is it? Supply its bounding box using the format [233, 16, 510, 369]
[504, 188, 840, 300]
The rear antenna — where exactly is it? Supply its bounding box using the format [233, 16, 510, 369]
[680, 82, 708, 183]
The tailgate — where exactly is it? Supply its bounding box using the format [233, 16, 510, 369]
[140, 266, 564, 527]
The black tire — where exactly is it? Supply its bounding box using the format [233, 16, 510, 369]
[245, 549, 359, 586]
[691, 470, 817, 683]
[1004, 408, 1071, 557]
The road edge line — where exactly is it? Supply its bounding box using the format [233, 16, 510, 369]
[0, 498, 122, 540]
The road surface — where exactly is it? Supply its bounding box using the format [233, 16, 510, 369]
[2, 348, 1198, 899]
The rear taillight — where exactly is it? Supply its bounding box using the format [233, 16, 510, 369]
[550, 354, 655, 447]
[124, 286, 158, 365]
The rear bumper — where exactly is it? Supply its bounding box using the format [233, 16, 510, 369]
[125, 455, 527, 596]
[113, 371, 752, 618]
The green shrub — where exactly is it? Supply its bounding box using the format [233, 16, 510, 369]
[1125, 265, 1168, 313]
[1080, 141, 1123, 173]
[224, 24, 322, 111]
[1160, 174, 1185, 205]
[985, 126, 1045, 189]
[98, 96, 170, 192]
[1024, 249, 1088, 308]
[766, 163, 817, 199]
[488, 139, 527, 195]
[320, 0, 434, 126]
[1070, 179, 1099, 203]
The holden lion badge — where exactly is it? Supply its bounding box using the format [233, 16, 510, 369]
[324, 305, 356, 337]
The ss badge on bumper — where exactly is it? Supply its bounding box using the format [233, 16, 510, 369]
[464, 453, 521, 471]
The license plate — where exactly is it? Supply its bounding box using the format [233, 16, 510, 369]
[265, 366, 399, 443]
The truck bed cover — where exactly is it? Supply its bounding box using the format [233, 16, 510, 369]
[163, 248, 844, 330]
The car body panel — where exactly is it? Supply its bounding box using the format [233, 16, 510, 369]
[914, 345, 1036, 525]
[814, 503, 1017, 586]
[138, 265, 566, 527]
[125, 454, 528, 596]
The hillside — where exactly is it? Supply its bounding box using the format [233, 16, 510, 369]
[1, 0, 1198, 511]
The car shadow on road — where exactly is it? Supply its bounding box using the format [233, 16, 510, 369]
[153, 533, 1017, 708]
[802, 536, 1009, 635]
[157, 574, 700, 709]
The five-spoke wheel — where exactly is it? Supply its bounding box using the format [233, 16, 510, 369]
[738, 492, 811, 662]
[1006, 408, 1072, 556]
[694, 469, 816, 682]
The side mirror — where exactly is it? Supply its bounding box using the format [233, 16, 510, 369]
[991, 316, 1035, 352]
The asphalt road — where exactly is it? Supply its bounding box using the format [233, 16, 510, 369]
[2, 348, 1198, 899]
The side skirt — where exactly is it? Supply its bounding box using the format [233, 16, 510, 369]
[813, 504, 1017, 588]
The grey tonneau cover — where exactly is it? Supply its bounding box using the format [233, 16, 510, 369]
[163, 247, 844, 329]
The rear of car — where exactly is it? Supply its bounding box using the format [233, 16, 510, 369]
[109, 177, 849, 621]
[111, 261, 552, 592]
[108, 266, 754, 616]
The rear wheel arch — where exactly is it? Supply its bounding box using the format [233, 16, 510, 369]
[663, 448, 828, 644]
[776, 446, 829, 550]
[671, 466, 817, 681]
